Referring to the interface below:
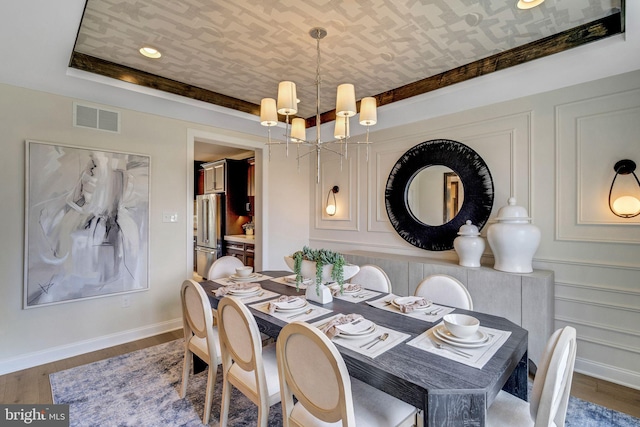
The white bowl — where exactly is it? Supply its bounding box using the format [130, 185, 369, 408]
[443, 314, 479, 338]
[235, 266, 253, 277]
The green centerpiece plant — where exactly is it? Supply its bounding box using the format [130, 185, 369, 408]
[292, 246, 346, 295]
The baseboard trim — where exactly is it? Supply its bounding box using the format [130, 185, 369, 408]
[0, 318, 183, 375]
[575, 357, 640, 391]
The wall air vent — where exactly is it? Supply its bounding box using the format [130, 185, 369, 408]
[73, 102, 120, 133]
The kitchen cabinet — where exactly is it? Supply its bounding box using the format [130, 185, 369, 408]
[202, 160, 226, 193]
[224, 240, 254, 267]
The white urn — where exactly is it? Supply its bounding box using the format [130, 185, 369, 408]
[453, 220, 485, 267]
[487, 198, 540, 273]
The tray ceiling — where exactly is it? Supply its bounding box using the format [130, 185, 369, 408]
[71, 0, 623, 123]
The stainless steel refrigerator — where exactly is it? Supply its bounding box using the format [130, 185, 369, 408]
[195, 193, 224, 278]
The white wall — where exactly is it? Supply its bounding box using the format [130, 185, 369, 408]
[310, 69, 640, 389]
[0, 84, 310, 374]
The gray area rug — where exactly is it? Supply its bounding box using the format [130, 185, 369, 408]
[50, 339, 639, 426]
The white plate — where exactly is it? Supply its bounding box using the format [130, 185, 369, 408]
[285, 276, 312, 285]
[336, 319, 375, 335]
[229, 273, 260, 281]
[391, 296, 432, 310]
[227, 286, 260, 295]
[228, 289, 261, 298]
[329, 284, 362, 294]
[273, 299, 308, 311]
[337, 324, 378, 339]
[434, 326, 490, 348]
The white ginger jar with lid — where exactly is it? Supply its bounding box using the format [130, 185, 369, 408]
[487, 197, 540, 273]
[453, 220, 485, 267]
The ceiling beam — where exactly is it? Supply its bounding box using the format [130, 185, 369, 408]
[69, 52, 262, 116]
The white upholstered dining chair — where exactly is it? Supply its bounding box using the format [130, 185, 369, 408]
[217, 295, 281, 427]
[414, 274, 473, 310]
[487, 326, 577, 427]
[348, 264, 393, 293]
[206, 255, 244, 280]
[179, 279, 222, 425]
[206, 255, 244, 321]
[276, 321, 417, 427]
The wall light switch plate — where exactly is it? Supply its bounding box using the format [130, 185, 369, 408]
[163, 212, 178, 223]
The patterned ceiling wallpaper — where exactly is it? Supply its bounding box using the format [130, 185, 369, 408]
[74, 0, 621, 118]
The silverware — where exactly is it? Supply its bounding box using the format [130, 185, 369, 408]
[365, 333, 389, 349]
[426, 308, 443, 315]
[429, 338, 472, 358]
[287, 308, 314, 319]
[359, 334, 382, 348]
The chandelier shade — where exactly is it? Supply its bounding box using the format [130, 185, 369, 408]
[334, 118, 348, 140]
[260, 98, 278, 126]
[277, 81, 297, 115]
[336, 84, 357, 117]
[359, 97, 377, 126]
[291, 118, 306, 142]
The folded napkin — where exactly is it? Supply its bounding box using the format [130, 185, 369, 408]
[331, 283, 362, 296]
[397, 297, 429, 313]
[215, 283, 261, 297]
[321, 314, 364, 339]
[268, 295, 303, 314]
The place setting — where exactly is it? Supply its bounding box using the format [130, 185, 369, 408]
[312, 313, 410, 358]
[407, 314, 512, 368]
[366, 294, 454, 321]
[213, 282, 279, 304]
[211, 266, 273, 286]
[270, 274, 312, 290]
[328, 283, 382, 303]
[249, 295, 332, 323]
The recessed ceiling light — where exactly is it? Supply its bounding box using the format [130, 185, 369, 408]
[517, 0, 545, 10]
[139, 46, 161, 59]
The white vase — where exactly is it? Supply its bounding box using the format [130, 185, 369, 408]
[453, 220, 485, 267]
[487, 198, 540, 273]
[283, 256, 360, 305]
[305, 283, 334, 304]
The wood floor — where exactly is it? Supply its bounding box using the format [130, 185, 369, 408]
[1, 330, 638, 420]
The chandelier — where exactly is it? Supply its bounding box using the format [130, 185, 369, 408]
[259, 27, 378, 183]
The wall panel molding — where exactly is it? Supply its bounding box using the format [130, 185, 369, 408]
[315, 149, 359, 231]
[556, 315, 640, 339]
[555, 295, 640, 313]
[535, 256, 640, 271]
[556, 281, 640, 297]
[556, 88, 640, 243]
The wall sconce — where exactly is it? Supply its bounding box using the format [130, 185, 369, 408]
[325, 186, 339, 216]
[609, 159, 640, 218]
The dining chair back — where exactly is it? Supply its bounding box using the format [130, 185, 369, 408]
[277, 321, 417, 427]
[487, 326, 577, 427]
[179, 279, 221, 425]
[414, 274, 473, 310]
[349, 264, 392, 293]
[206, 255, 244, 280]
[217, 295, 281, 427]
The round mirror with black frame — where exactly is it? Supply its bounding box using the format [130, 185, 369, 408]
[385, 139, 494, 251]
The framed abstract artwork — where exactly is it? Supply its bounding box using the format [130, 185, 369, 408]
[24, 140, 150, 308]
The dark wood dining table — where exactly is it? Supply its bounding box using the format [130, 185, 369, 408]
[200, 271, 528, 427]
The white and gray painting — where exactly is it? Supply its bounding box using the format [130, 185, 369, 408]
[25, 141, 149, 307]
